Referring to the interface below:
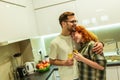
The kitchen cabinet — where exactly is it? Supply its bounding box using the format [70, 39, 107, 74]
[0, 0, 37, 43]
[1, 0, 26, 6]
[106, 65, 120, 80]
[33, 0, 74, 9]
[106, 66, 118, 80]
[53, 70, 60, 80]
[118, 66, 120, 80]
[48, 70, 60, 80]
[75, 0, 120, 27]
[34, 0, 77, 35]
[48, 72, 55, 80]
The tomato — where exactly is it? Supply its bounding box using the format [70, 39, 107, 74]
[36, 63, 41, 69]
[39, 65, 44, 69]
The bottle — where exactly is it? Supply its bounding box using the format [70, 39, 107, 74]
[44, 55, 49, 62]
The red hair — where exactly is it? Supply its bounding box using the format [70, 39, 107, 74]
[75, 25, 98, 42]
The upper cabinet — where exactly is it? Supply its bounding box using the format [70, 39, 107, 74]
[0, 0, 37, 44]
[1, 0, 26, 6]
[33, 0, 75, 9]
[33, 0, 77, 35]
[75, 0, 120, 27]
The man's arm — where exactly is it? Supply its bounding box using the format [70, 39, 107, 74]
[92, 42, 104, 54]
[49, 58, 73, 66]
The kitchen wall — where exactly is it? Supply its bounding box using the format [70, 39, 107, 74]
[0, 43, 20, 80]
[30, 33, 60, 60]
[0, 39, 34, 80]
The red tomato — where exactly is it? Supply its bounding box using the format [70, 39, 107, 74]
[39, 65, 44, 69]
[36, 63, 41, 69]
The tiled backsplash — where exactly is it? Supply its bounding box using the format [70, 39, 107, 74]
[30, 33, 120, 60]
[30, 33, 59, 63]
[104, 40, 120, 56]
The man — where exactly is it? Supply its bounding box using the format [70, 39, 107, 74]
[49, 11, 103, 80]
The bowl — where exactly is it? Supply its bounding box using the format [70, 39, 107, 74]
[36, 60, 50, 73]
[38, 65, 50, 73]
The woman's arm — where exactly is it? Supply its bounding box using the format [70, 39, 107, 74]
[73, 52, 104, 70]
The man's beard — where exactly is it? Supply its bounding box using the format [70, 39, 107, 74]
[67, 26, 76, 32]
[69, 27, 76, 32]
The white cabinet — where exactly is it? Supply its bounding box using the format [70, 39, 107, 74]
[33, 0, 73, 9]
[106, 66, 120, 80]
[52, 70, 60, 80]
[34, 0, 77, 35]
[75, 0, 120, 27]
[0, 0, 37, 43]
[48, 72, 55, 80]
[118, 66, 120, 80]
[1, 0, 26, 6]
[48, 70, 60, 80]
[106, 66, 118, 80]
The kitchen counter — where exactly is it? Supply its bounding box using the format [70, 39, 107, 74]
[106, 55, 120, 66]
[107, 61, 120, 66]
[21, 65, 58, 80]
[20, 61, 120, 80]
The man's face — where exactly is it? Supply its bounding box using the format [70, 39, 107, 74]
[65, 16, 78, 32]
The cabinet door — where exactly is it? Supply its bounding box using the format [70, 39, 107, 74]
[34, 0, 77, 35]
[33, 0, 73, 9]
[47, 72, 56, 80]
[48, 70, 60, 80]
[106, 66, 118, 80]
[53, 70, 60, 80]
[117, 66, 120, 80]
[75, 0, 120, 27]
[0, 1, 37, 42]
[0, 0, 26, 6]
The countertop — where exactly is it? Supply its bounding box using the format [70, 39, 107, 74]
[107, 61, 120, 66]
[105, 55, 120, 66]
[21, 65, 58, 80]
[20, 61, 120, 80]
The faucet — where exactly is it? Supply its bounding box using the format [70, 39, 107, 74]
[115, 41, 120, 55]
[104, 39, 120, 55]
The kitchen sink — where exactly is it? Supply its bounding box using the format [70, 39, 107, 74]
[105, 55, 120, 63]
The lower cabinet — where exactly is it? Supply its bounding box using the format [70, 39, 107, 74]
[118, 66, 120, 80]
[48, 66, 120, 80]
[48, 72, 55, 80]
[106, 66, 120, 80]
[48, 70, 60, 80]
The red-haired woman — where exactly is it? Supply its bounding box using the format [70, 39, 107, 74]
[72, 25, 106, 80]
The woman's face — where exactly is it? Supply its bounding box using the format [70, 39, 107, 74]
[72, 32, 83, 43]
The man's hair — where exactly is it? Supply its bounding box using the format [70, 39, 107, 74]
[59, 11, 75, 25]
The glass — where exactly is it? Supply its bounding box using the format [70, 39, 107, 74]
[68, 53, 73, 59]
[66, 20, 78, 24]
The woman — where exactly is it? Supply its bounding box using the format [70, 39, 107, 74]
[72, 25, 106, 80]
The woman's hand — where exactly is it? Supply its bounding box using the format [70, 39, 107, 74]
[92, 42, 104, 54]
[73, 52, 84, 61]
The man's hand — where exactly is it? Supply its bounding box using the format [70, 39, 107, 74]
[92, 42, 104, 54]
[64, 58, 74, 66]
